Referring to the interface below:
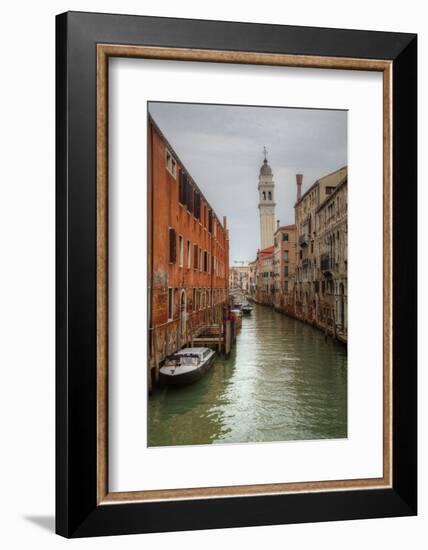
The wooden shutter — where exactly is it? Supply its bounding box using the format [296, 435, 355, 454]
[186, 178, 194, 214]
[193, 244, 198, 269]
[179, 171, 186, 205]
[194, 191, 201, 220]
[169, 228, 176, 263]
[208, 210, 213, 233]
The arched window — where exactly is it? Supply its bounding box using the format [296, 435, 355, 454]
[262, 191, 266, 200]
[268, 191, 272, 200]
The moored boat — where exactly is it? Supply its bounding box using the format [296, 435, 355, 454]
[241, 304, 253, 314]
[159, 347, 216, 386]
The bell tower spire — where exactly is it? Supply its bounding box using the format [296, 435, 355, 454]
[258, 148, 276, 250]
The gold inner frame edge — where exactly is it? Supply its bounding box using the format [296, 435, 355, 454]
[96, 44, 393, 504]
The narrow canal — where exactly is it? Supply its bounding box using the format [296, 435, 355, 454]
[148, 304, 347, 446]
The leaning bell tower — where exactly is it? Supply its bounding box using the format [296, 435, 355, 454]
[258, 147, 276, 249]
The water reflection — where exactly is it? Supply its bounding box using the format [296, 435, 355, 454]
[148, 304, 347, 446]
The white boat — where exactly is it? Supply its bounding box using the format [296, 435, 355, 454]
[241, 303, 253, 315]
[159, 347, 216, 386]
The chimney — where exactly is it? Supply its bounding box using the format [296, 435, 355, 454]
[223, 215, 227, 230]
[296, 174, 303, 202]
[276, 220, 280, 229]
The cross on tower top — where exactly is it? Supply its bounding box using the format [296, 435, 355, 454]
[263, 146, 268, 162]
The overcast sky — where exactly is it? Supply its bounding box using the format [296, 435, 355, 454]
[149, 102, 347, 264]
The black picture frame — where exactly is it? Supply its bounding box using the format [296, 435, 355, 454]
[56, 11, 417, 538]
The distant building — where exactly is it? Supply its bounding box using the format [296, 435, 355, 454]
[273, 224, 297, 315]
[229, 262, 251, 291]
[258, 149, 276, 250]
[248, 260, 257, 297]
[254, 245, 275, 305]
[148, 115, 230, 387]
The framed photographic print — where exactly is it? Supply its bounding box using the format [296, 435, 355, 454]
[56, 11, 417, 538]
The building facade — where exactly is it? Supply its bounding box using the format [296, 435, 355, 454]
[254, 245, 275, 305]
[229, 262, 251, 291]
[248, 260, 257, 299]
[148, 116, 230, 387]
[316, 178, 348, 340]
[273, 224, 297, 315]
[294, 167, 348, 341]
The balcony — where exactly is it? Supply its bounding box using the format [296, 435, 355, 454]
[320, 253, 332, 272]
[299, 233, 309, 247]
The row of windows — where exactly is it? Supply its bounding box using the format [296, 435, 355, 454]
[168, 228, 225, 277]
[167, 287, 227, 321]
[258, 266, 289, 277]
[261, 191, 273, 201]
[178, 168, 215, 232]
[165, 148, 221, 240]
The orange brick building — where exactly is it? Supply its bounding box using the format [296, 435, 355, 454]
[254, 245, 275, 305]
[148, 116, 229, 386]
[273, 224, 297, 315]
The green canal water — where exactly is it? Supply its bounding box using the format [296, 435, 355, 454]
[148, 304, 347, 446]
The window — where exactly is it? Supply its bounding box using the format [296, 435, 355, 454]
[325, 186, 335, 195]
[178, 235, 184, 267]
[284, 250, 289, 262]
[178, 170, 186, 204]
[282, 232, 289, 241]
[204, 251, 208, 272]
[193, 244, 198, 270]
[186, 177, 194, 214]
[284, 265, 289, 277]
[262, 191, 266, 200]
[169, 228, 176, 263]
[268, 191, 272, 200]
[168, 288, 174, 320]
[194, 191, 201, 220]
[208, 210, 213, 233]
[193, 288, 197, 311]
[199, 248, 202, 272]
[187, 240, 191, 269]
[284, 281, 289, 293]
[165, 149, 176, 177]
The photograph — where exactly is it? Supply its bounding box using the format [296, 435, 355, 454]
[0, 0, 420, 544]
[148, 101, 348, 447]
